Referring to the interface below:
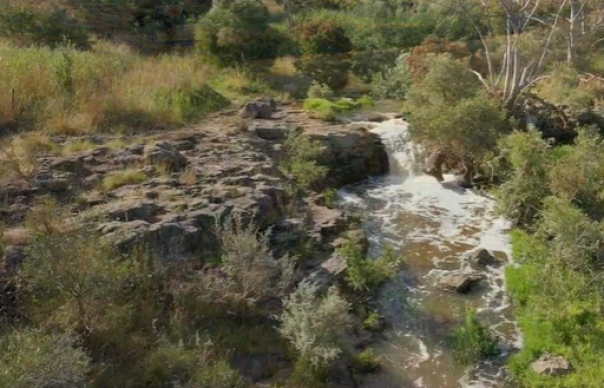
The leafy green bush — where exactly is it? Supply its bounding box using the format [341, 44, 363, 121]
[0, 4, 90, 49]
[307, 80, 336, 99]
[404, 53, 507, 162]
[195, 0, 282, 66]
[370, 52, 413, 99]
[279, 128, 328, 191]
[296, 18, 352, 55]
[294, 53, 352, 91]
[451, 308, 499, 366]
[363, 311, 384, 332]
[496, 130, 553, 226]
[143, 340, 245, 388]
[279, 282, 352, 382]
[352, 348, 381, 374]
[339, 240, 403, 292]
[21, 217, 137, 330]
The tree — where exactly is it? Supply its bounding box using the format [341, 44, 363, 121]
[442, 0, 573, 110]
[21, 221, 136, 331]
[404, 53, 507, 167]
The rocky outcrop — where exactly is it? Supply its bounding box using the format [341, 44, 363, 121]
[0, 104, 383, 267]
[310, 127, 389, 187]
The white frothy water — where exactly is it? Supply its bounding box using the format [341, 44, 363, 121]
[339, 119, 523, 388]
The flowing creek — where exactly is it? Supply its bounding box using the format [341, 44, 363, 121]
[337, 118, 523, 388]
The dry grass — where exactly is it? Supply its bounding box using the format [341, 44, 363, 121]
[102, 169, 147, 191]
[179, 167, 198, 185]
[0, 133, 60, 182]
[0, 40, 240, 135]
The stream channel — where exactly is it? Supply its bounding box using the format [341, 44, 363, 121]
[337, 114, 523, 388]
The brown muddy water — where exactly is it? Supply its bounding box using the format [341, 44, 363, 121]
[337, 118, 523, 388]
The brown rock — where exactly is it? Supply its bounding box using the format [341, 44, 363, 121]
[439, 273, 484, 294]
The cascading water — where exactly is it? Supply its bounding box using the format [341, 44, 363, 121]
[338, 118, 523, 388]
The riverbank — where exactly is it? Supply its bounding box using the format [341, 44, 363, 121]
[0, 101, 393, 388]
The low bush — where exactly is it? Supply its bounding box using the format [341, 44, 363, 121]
[338, 240, 403, 293]
[451, 307, 500, 366]
[352, 348, 381, 374]
[279, 282, 352, 383]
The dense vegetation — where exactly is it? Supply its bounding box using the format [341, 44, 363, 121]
[2, 0, 604, 387]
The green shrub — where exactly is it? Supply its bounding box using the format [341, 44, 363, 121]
[294, 54, 352, 91]
[352, 348, 381, 374]
[195, 0, 282, 66]
[363, 311, 384, 332]
[339, 240, 403, 292]
[296, 18, 352, 55]
[404, 53, 507, 162]
[357, 95, 375, 107]
[0, 4, 90, 49]
[307, 80, 336, 99]
[143, 340, 245, 388]
[279, 128, 328, 191]
[370, 52, 413, 99]
[0, 330, 91, 388]
[21, 220, 137, 330]
[279, 283, 352, 382]
[451, 308, 500, 366]
[496, 130, 553, 226]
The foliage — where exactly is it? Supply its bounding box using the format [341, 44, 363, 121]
[294, 54, 352, 91]
[279, 282, 352, 381]
[195, 0, 281, 66]
[451, 307, 500, 366]
[280, 128, 328, 190]
[495, 129, 553, 226]
[404, 53, 507, 161]
[370, 52, 413, 99]
[295, 18, 352, 56]
[142, 339, 245, 388]
[307, 81, 335, 99]
[212, 215, 297, 305]
[20, 219, 137, 330]
[102, 169, 148, 190]
[338, 239, 403, 293]
[351, 348, 380, 374]
[0, 330, 91, 388]
[0, 44, 234, 134]
[547, 127, 604, 217]
[536, 63, 603, 110]
[303, 97, 372, 120]
[0, 4, 90, 49]
[363, 311, 384, 332]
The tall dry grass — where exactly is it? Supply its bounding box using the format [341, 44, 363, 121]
[0, 40, 233, 135]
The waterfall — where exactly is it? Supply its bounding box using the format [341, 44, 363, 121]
[339, 119, 522, 388]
